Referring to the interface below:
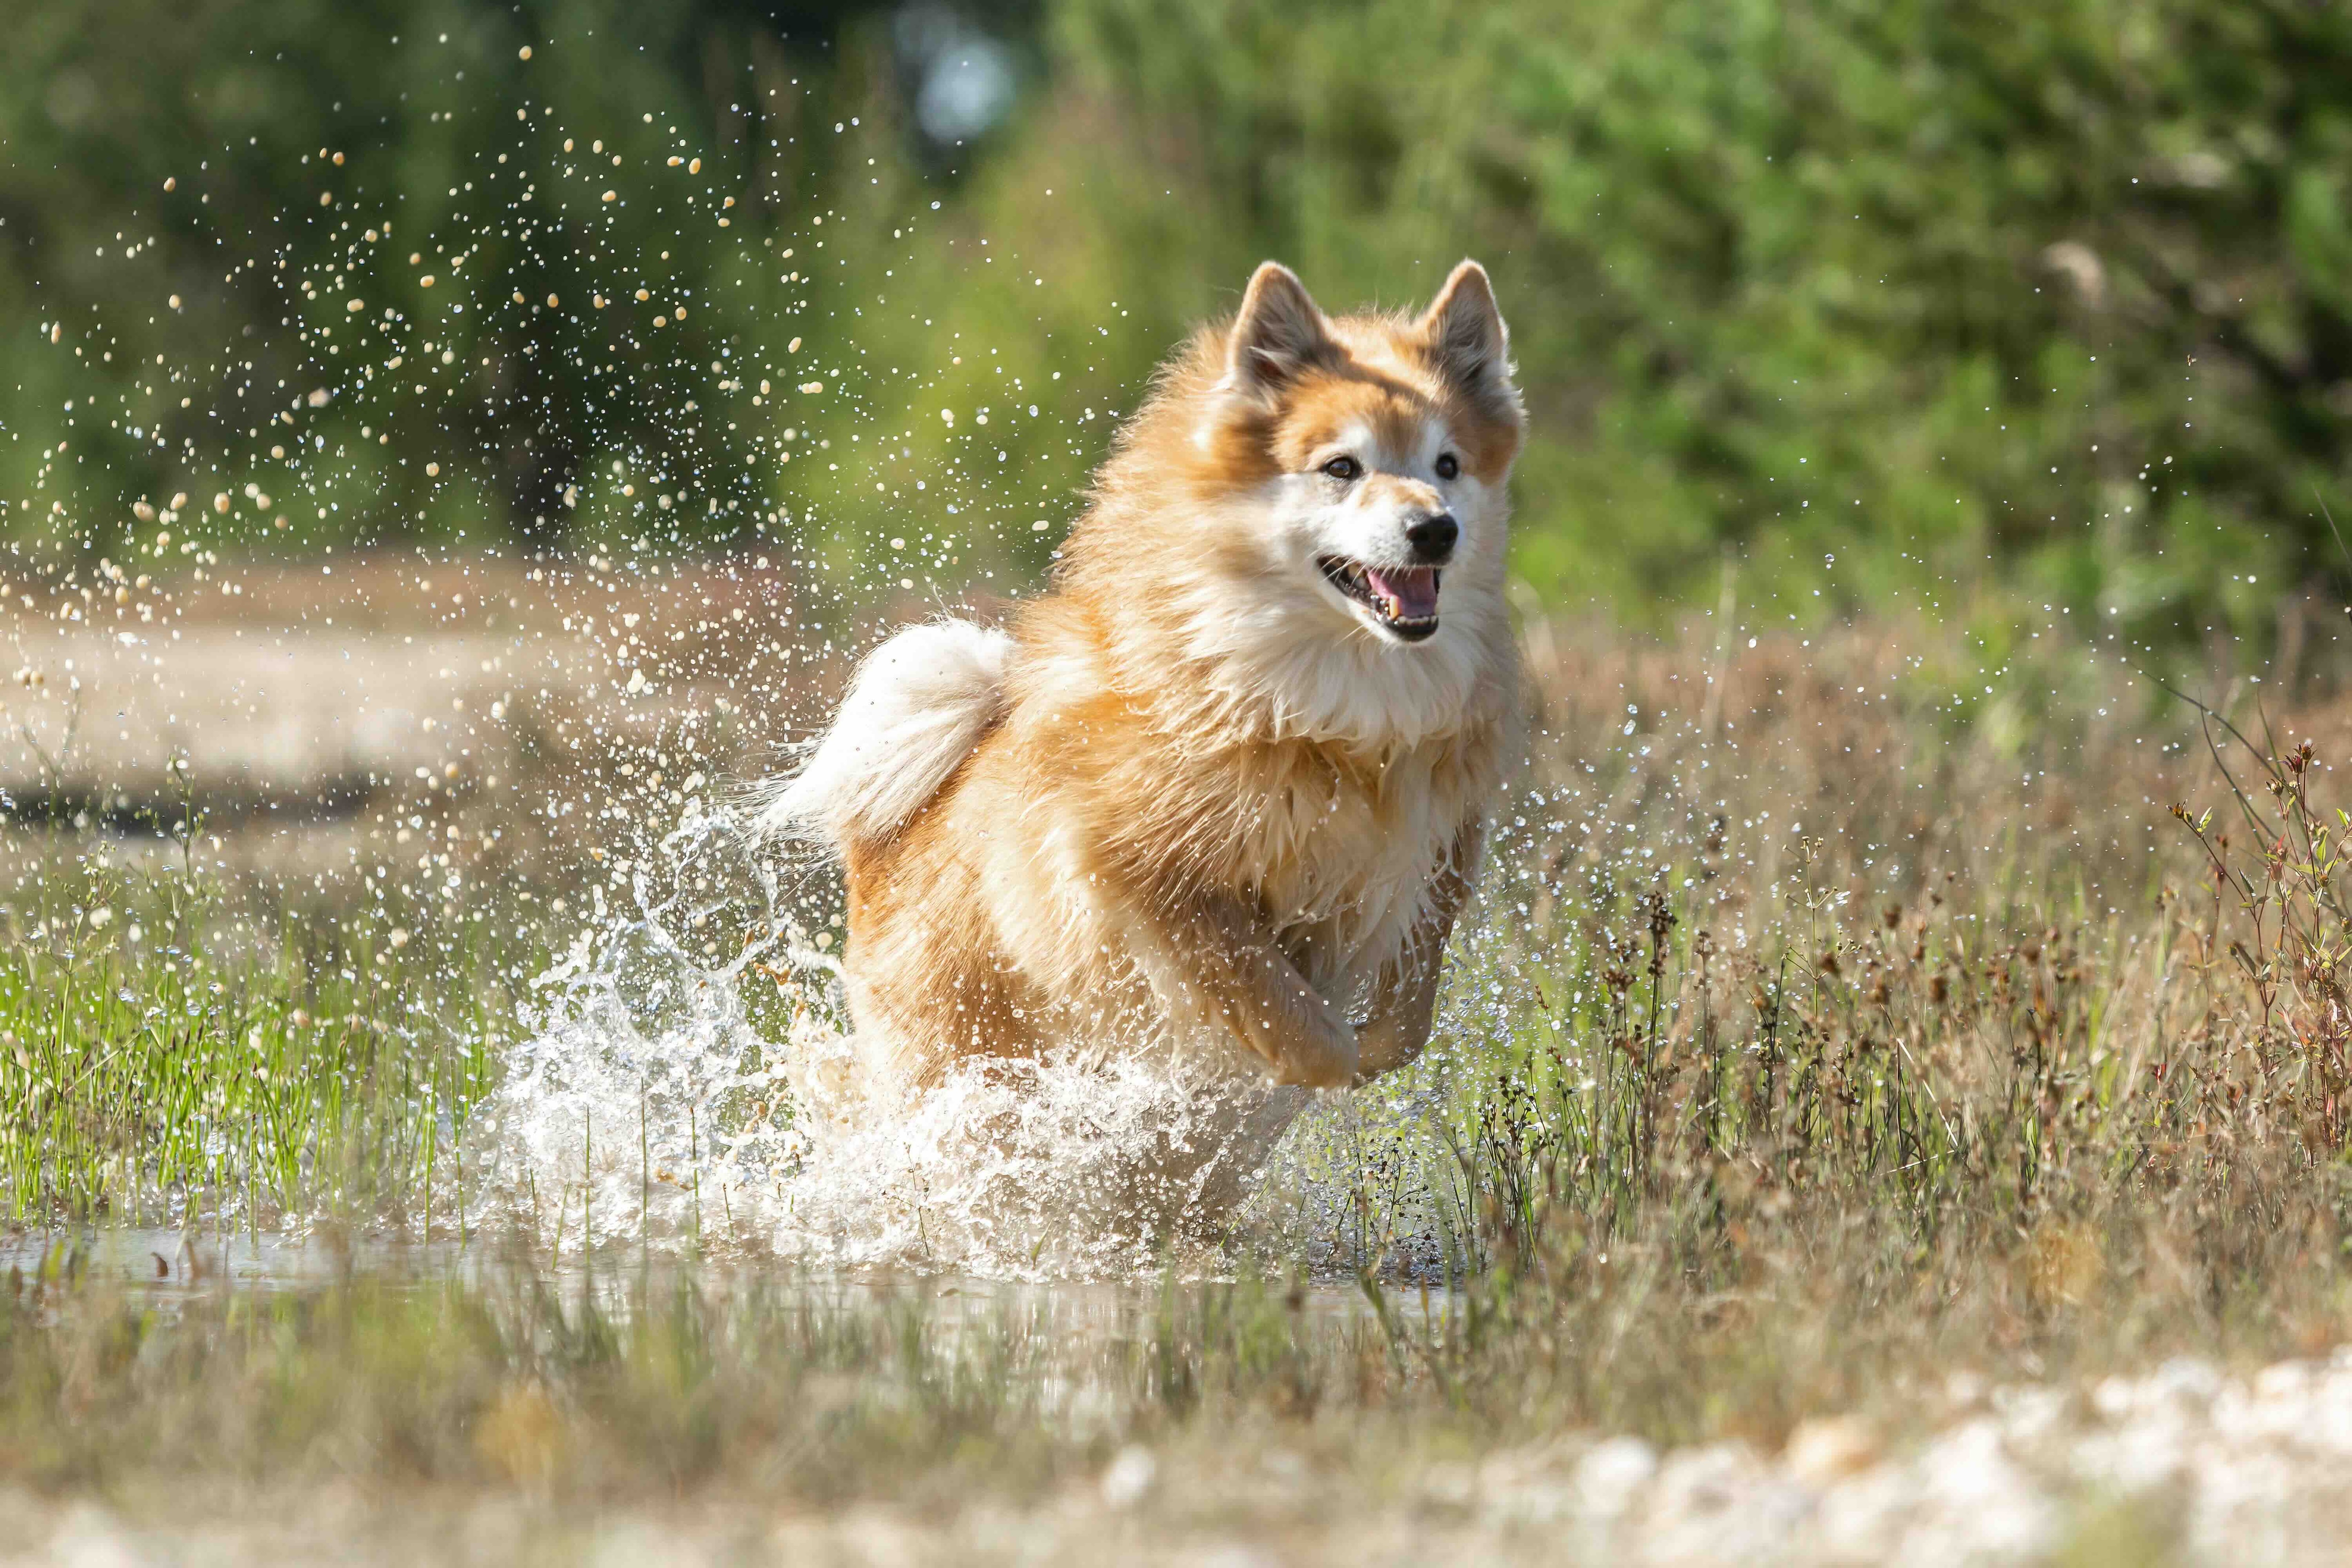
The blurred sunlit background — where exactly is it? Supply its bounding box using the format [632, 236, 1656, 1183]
[11, 0, 2352, 619]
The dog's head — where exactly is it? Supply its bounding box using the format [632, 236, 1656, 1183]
[1207, 260, 1522, 648]
[1073, 261, 1522, 744]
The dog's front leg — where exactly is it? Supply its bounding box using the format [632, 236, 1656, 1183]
[1151, 896, 1360, 1088]
[1354, 823, 1482, 1081]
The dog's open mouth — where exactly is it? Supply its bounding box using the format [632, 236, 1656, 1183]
[1317, 557, 1440, 642]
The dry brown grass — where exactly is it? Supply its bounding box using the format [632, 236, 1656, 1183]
[1244, 602, 2352, 1453]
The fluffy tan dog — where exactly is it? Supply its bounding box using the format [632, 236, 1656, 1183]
[761, 260, 1523, 1098]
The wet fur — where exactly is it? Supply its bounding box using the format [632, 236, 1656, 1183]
[762, 261, 1525, 1094]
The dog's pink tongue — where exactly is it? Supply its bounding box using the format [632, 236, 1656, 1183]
[1363, 565, 1439, 620]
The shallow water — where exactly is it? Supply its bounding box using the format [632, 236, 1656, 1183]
[0, 1223, 1426, 1337]
[2, 1226, 471, 1295]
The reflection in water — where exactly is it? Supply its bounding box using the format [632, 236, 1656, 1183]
[0, 1225, 1434, 1339]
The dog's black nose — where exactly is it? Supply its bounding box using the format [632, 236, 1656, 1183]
[1406, 512, 1458, 563]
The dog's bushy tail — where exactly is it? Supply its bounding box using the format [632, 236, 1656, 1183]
[752, 619, 1011, 852]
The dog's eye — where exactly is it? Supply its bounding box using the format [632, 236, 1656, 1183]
[1435, 453, 1460, 481]
[1319, 455, 1360, 481]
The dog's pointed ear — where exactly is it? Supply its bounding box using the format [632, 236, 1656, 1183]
[1223, 262, 1335, 396]
[1419, 260, 1515, 410]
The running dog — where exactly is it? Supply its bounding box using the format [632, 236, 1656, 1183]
[760, 260, 1523, 1098]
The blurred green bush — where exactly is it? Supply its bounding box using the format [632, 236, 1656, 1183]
[4, 0, 2347, 638]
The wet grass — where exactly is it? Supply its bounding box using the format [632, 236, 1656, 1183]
[0, 922, 527, 1236]
[0, 795, 561, 1234]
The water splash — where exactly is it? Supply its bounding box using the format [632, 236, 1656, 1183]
[479, 800, 1312, 1280]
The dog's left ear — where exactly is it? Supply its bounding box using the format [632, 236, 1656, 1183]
[1419, 260, 1517, 416]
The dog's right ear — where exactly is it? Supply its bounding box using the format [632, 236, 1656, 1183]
[1221, 262, 1335, 396]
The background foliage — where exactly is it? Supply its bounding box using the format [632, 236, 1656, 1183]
[4, 0, 2351, 637]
